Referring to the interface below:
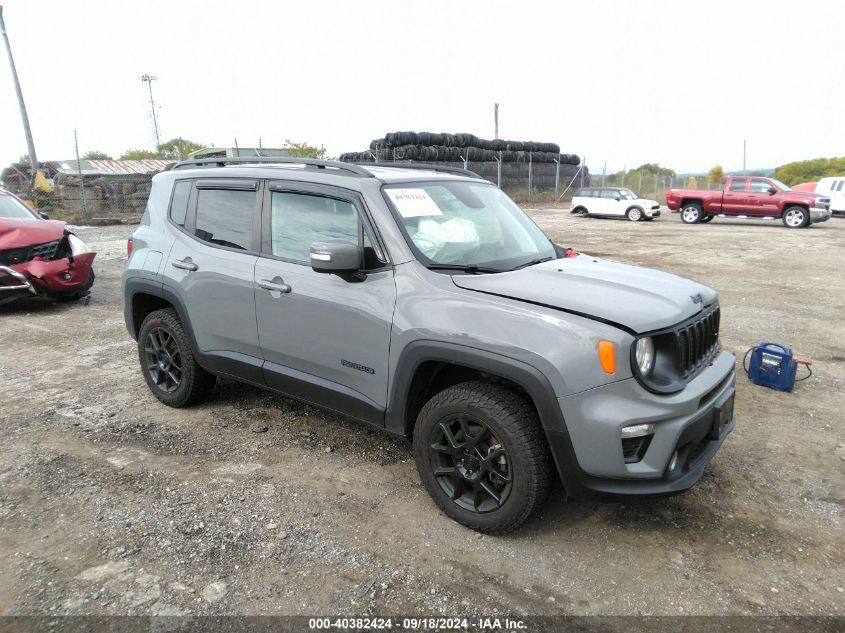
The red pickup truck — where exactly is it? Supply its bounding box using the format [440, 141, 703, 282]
[666, 176, 832, 229]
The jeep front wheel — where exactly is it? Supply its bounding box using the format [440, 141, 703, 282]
[681, 203, 703, 224]
[138, 308, 216, 407]
[413, 381, 554, 534]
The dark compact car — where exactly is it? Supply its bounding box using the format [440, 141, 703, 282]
[0, 188, 96, 306]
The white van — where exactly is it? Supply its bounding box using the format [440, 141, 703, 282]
[570, 187, 661, 221]
[816, 177, 845, 215]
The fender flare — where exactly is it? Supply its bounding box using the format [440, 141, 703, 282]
[386, 340, 568, 436]
[385, 340, 585, 493]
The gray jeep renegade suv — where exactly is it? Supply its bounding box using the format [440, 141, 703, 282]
[123, 157, 736, 533]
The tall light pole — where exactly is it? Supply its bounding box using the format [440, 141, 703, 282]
[0, 5, 38, 174]
[493, 103, 499, 140]
[140, 73, 160, 147]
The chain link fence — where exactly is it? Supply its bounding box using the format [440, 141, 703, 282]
[586, 169, 726, 204]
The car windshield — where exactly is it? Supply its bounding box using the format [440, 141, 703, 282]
[619, 188, 638, 200]
[384, 181, 556, 272]
[769, 178, 792, 192]
[0, 194, 37, 219]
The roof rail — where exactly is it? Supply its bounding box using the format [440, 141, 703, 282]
[171, 156, 375, 177]
[359, 162, 483, 179]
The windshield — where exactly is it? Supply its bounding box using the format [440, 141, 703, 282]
[619, 188, 638, 200]
[769, 178, 792, 192]
[0, 194, 37, 219]
[384, 181, 556, 271]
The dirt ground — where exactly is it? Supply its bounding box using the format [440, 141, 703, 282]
[0, 210, 843, 619]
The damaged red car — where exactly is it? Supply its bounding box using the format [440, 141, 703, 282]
[0, 189, 95, 306]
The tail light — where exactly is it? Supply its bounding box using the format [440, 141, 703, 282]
[127, 238, 133, 257]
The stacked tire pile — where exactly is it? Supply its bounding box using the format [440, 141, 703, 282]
[340, 131, 585, 193]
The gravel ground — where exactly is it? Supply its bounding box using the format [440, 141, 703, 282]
[0, 211, 843, 618]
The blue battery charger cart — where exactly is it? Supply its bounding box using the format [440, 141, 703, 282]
[743, 342, 813, 392]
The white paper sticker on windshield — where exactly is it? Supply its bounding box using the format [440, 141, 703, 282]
[386, 188, 443, 218]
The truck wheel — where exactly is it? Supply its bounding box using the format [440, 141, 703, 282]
[413, 381, 554, 534]
[681, 203, 703, 224]
[138, 308, 216, 407]
[626, 207, 644, 221]
[782, 206, 809, 229]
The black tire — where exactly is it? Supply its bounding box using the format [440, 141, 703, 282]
[570, 206, 587, 215]
[700, 215, 714, 223]
[626, 206, 644, 222]
[782, 206, 809, 229]
[413, 381, 554, 534]
[137, 308, 216, 407]
[680, 202, 703, 224]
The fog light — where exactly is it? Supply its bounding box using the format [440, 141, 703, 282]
[60, 272, 72, 281]
[621, 423, 654, 438]
[668, 450, 679, 471]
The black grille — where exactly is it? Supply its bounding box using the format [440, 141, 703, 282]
[675, 306, 720, 378]
[621, 435, 652, 464]
[0, 240, 60, 266]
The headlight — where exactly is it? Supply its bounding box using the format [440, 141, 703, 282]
[67, 233, 92, 256]
[634, 337, 655, 376]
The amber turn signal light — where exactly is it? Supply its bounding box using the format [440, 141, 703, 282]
[598, 340, 615, 374]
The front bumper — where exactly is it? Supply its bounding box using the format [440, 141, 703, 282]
[550, 351, 736, 497]
[647, 207, 661, 217]
[810, 207, 832, 223]
[0, 253, 95, 301]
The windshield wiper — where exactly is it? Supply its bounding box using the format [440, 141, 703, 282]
[507, 256, 555, 271]
[426, 263, 503, 274]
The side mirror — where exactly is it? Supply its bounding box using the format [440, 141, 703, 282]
[39, 212, 50, 220]
[310, 241, 362, 274]
[614, 196, 621, 201]
[767, 187, 777, 195]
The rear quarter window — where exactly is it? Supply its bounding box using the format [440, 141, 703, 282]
[169, 180, 192, 226]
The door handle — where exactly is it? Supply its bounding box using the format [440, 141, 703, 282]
[172, 258, 198, 271]
[258, 277, 292, 294]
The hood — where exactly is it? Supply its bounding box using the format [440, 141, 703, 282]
[451, 255, 716, 333]
[0, 217, 66, 250]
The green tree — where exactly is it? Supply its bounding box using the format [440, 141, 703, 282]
[282, 139, 327, 159]
[157, 137, 206, 160]
[707, 165, 725, 186]
[82, 150, 112, 160]
[120, 148, 160, 160]
[119, 138, 206, 161]
[18, 154, 30, 164]
[773, 157, 845, 185]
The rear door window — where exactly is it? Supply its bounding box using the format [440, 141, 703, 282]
[193, 188, 256, 251]
[729, 178, 748, 192]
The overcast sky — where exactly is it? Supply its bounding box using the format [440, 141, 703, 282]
[1, 0, 842, 174]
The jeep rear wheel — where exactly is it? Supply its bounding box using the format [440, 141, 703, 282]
[681, 203, 703, 224]
[413, 381, 554, 534]
[782, 206, 809, 229]
[138, 308, 216, 407]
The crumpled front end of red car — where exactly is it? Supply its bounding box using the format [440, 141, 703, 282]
[0, 223, 96, 305]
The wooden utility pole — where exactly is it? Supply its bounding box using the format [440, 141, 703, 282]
[0, 5, 38, 173]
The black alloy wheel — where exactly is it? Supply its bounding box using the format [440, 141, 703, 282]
[144, 327, 182, 393]
[428, 415, 512, 513]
